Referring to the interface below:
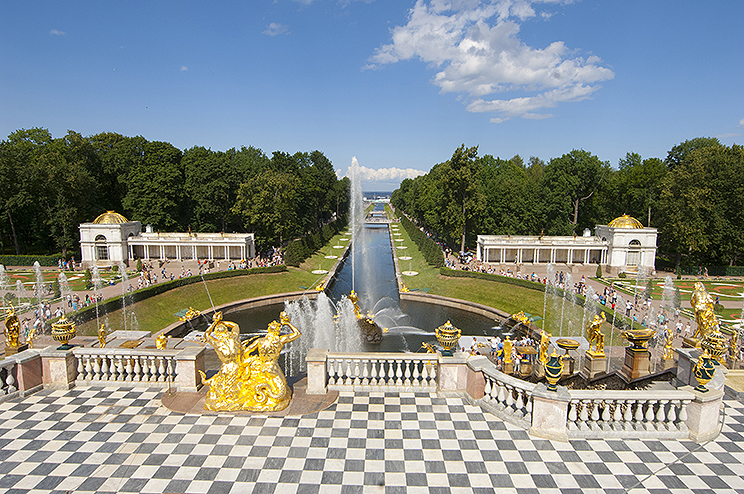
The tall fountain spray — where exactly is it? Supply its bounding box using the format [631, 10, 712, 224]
[0, 264, 7, 306]
[15, 280, 24, 306]
[349, 157, 363, 292]
[58, 272, 71, 312]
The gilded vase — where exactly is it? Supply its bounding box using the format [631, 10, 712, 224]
[544, 352, 564, 391]
[51, 316, 76, 350]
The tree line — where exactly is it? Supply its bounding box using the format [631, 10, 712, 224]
[0, 128, 350, 255]
[391, 138, 744, 268]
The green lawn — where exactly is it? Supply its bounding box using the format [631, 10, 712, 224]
[597, 277, 744, 303]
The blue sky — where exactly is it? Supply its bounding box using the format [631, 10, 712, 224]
[2, 1, 743, 191]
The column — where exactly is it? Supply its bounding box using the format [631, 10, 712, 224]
[208, 245, 213, 261]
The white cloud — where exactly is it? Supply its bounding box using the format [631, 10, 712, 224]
[50, 29, 65, 35]
[263, 23, 290, 36]
[180, 66, 188, 71]
[739, 118, 744, 127]
[367, 0, 613, 121]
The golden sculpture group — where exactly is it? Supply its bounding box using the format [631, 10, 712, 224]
[198, 310, 300, 412]
[4, 306, 21, 348]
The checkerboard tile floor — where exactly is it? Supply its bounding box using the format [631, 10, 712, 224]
[0, 387, 743, 493]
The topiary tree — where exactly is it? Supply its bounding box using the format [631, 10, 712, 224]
[136, 258, 143, 272]
[595, 264, 602, 278]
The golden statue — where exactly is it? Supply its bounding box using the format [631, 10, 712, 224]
[27, 321, 39, 349]
[587, 312, 606, 357]
[198, 311, 301, 412]
[503, 336, 513, 364]
[179, 307, 202, 321]
[98, 323, 108, 348]
[156, 334, 169, 350]
[4, 306, 20, 348]
[512, 311, 530, 325]
[538, 329, 551, 364]
[663, 329, 674, 360]
[349, 290, 362, 318]
[691, 282, 719, 340]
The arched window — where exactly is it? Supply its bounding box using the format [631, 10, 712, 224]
[627, 239, 641, 266]
[95, 235, 109, 261]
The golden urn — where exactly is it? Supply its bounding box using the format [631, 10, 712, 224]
[556, 338, 580, 356]
[435, 320, 461, 356]
[51, 315, 76, 350]
[700, 330, 728, 365]
[544, 350, 564, 391]
[622, 328, 656, 351]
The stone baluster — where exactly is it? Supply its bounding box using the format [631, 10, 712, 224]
[590, 400, 601, 430]
[132, 356, 141, 382]
[395, 360, 403, 386]
[76, 356, 86, 381]
[326, 358, 336, 385]
[524, 392, 533, 423]
[613, 400, 624, 431]
[386, 359, 395, 385]
[149, 356, 158, 381]
[665, 400, 677, 430]
[412, 360, 420, 386]
[4, 368, 17, 394]
[102, 355, 111, 381]
[360, 359, 369, 386]
[140, 356, 150, 382]
[369, 359, 378, 386]
[579, 400, 590, 430]
[166, 358, 175, 382]
[515, 389, 525, 418]
[429, 362, 437, 384]
[404, 360, 412, 386]
[634, 399, 645, 428]
[644, 400, 656, 430]
[124, 357, 134, 382]
[678, 400, 690, 431]
[505, 385, 515, 413]
[624, 400, 635, 431]
[567, 401, 579, 430]
[85, 355, 94, 381]
[656, 400, 668, 430]
[496, 383, 507, 410]
[158, 357, 167, 382]
[352, 359, 361, 386]
[483, 376, 492, 399]
[93, 356, 102, 381]
[342, 359, 351, 386]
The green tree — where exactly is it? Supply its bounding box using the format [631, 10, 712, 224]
[543, 150, 610, 234]
[611, 152, 667, 226]
[664, 137, 722, 170]
[122, 140, 184, 230]
[232, 170, 301, 249]
[439, 145, 483, 252]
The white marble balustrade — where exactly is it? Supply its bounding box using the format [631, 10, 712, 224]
[480, 367, 534, 428]
[0, 359, 18, 401]
[74, 348, 179, 387]
[326, 352, 438, 392]
[565, 390, 693, 439]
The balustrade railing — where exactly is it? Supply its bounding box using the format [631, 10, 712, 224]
[0, 359, 18, 401]
[480, 367, 534, 427]
[565, 390, 692, 438]
[326, 352, 438, 391]
[73, 348, 179, 387]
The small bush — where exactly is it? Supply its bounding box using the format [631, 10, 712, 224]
[595, 264, 602, 278]
[618, 272, 627, 279]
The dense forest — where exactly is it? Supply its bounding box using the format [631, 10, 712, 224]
[391, 138, 744, 269]
[0, 128, 350, 255]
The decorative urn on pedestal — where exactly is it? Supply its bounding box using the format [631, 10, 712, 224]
[435, 320, 461, 357]
[51, 315, 76, 350]
[544, 350, 564, 391]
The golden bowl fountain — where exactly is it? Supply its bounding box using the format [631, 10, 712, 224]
[556, 338, 580, 356]
[622, 328, 656, 351]
[51, 315, 77, 350]
[435, 320, 461, 356]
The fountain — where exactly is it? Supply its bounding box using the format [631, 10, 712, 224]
[58, 272, 71, 312]
[0, 264, 7, 303]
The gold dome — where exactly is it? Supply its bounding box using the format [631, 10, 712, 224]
[93, 211, 129, 224]
[607, 214, 644, 229]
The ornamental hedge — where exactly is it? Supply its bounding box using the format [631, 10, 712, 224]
[0, 254, 67, 267]
[397, 214, 445, 268]
[284, 216, 347, 267]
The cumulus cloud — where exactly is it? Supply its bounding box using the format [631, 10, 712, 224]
[180, 66, 188, 71]
[263, 23, 290, 36]
[739, 118, 744, 127]
[50, 29, 65, 35]
[366, 0, 614, 122]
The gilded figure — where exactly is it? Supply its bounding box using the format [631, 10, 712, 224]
[691, 282, 719, 339]
[587, 312, 606, 357]
[663, 329, 674, 360]
[4, 306, 20, 348]
[98, 324, 108, 348]
[199, 311, 301, 412]
[503, 336, 513, 364]
[538, 329, 551, 364]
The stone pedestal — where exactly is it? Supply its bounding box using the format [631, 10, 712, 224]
[683, 387, 724, 443]
[14, 350, 43, 395]
[533, 362, 545, 379]
[529, 383, 570, 441]
[502, 361, 514, 375]
[561, 356, 575, 377]
[5, 344, 28, 356]
[661, 358, 676, 371]
[174, 346, 205, 392]
[40, 346, 77, 389]
[581, 352, 607, 380]
[437, 353, 470, 396]
[620, 347, 651, 381]
[519, 359, 532, 378]
[306, 348, 329, 395]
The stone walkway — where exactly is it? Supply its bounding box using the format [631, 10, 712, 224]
[1, 386, 744, 493]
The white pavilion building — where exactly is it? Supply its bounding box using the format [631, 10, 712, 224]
[79, 211, 255, 268]
[476, 215, 657, 275]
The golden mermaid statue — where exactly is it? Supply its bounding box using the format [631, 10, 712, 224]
[199, 310, 301, 412]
